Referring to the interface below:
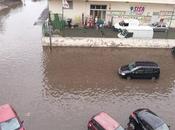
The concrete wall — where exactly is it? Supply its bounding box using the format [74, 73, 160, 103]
[42, 36, 175, 48]
[49, 0, 86, 24]
[109, 2, 175, 26]
[49, 0, 61, 14]
[64, 0, 86, 24]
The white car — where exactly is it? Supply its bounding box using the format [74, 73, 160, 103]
[151, 22, 169, 32]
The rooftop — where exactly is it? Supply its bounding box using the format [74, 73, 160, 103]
[0, 104, 16, 122]
[138, 111, 164, 129]
[135, 61, 159, 67]
[94, 112, 120, 130]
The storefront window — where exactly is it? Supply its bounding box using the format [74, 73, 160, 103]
[90, 5, 95, 9]
[90, 5, 107, 20]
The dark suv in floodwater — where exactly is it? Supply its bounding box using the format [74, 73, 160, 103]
[171, 47, 175, 56]
[128, 108, 170, 130]
[118, 61, 160, 79]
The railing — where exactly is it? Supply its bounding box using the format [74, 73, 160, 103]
[42, 13, 66, 36]
[42, 21, 50, 37]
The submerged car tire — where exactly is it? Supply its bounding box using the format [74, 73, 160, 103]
[171, 47, 175, 56]
[127, 76, 131, 80]
[128, 122, 135, 130]
[151, 76, 156, 80]
[88, 127, 91, 130]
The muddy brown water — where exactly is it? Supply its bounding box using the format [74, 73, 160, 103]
[0, 1, 175, 130]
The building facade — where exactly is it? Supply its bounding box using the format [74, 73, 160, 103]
[48, 0, 175, 27]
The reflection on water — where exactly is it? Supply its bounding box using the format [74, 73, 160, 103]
[0, 3, 22, 33]
[42, 47, 175, 130]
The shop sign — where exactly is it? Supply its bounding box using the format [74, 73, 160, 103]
[130, 6, 145, 15]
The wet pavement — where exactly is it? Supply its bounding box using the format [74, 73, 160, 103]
[0, 1, 175, 130]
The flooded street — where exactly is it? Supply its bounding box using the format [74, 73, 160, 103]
[0, 1, 175, 130]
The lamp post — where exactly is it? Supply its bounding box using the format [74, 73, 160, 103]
[62, 0, 64, 20]
[166, 7, 175, 39]
[48, 12, 52, 49]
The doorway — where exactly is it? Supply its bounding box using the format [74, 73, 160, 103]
[90, 5, 107, 20]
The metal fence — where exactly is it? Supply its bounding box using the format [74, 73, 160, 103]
[42, 13, 66, 36]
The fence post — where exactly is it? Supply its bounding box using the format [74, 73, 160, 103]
[48, 12, 52, 49]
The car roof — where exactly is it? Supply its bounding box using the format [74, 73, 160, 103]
[135, 61, 159, 67]
[0, 104, 16, 122]
[137, 110, 164, 129]
[93, 112, 120, 130]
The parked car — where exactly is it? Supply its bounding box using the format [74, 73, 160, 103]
[171, 47, 175, 56]
[113, 19, 153, 39]
[114, 19, 140, 32]
[0, 104, 25, 130]
[117, 29, 133, 38]
[88, 112, 124, 130]
[151, 22, 169, 32]
[118, 61, 160, 79]
[128, 108, 170, 130]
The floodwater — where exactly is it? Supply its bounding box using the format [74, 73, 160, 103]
[0, 1, 175, 130]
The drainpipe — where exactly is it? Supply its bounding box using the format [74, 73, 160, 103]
[62, 0, 64, 20]
[166, 7, 175, 39]
[169, 7, 175, 28]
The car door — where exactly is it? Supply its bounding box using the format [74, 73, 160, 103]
[132, 68, 145, 79]
[144, 68, 153, 79]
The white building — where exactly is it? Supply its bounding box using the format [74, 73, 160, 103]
[48, 0, 175, 27]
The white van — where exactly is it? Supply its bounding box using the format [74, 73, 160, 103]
[114, 19, 140, 30]
[115, 19, 153, 39]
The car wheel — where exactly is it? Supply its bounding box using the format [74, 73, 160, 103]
[128, 122, 135, 130]
[152, 76, 156, 80]
[127, 76, 131, 80]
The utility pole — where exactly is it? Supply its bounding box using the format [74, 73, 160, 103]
[48, 12, 52, 49]
[62, 0, 64, 20]
[166, 7, 175, 39]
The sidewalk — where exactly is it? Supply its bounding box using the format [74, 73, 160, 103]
[0, 0, 22, 12]
[42, 36, 175, 48]
[42, 27, 175, 48]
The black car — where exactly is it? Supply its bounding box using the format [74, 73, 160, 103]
[118, 61, 160, 79]
[171, 47, 175, 56]
[128, 108, 169, 130]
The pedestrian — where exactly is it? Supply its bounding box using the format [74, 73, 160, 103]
[95, 16, 99, 29]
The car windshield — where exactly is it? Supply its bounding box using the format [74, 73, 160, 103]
[155, 123, 169, 130]
[115, 125, 125, 130]
[0, 118, 20, 130]
[128, 63, 135, 70]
